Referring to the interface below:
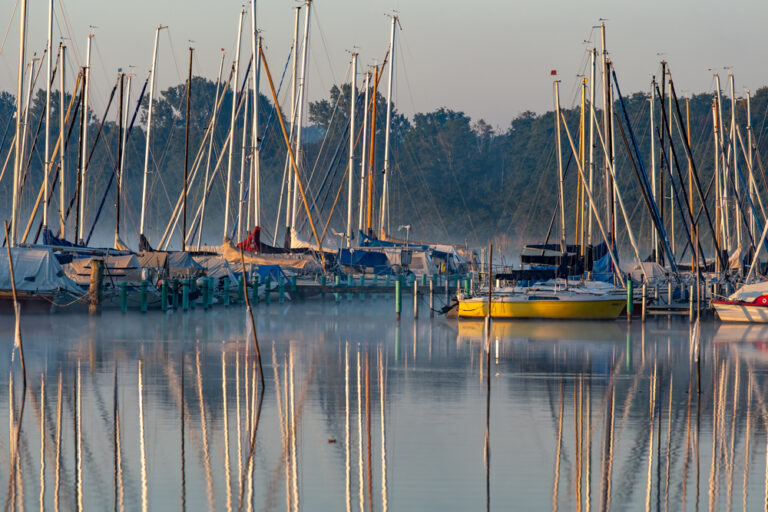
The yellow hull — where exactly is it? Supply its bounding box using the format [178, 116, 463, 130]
[457, 297, 626, 320]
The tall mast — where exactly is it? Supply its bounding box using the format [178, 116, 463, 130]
[43, 0, 53, 230]
[346, 52, 357, 246]
[578, 77, 586, 256]
[182, 47, 193, 252]
[224, 9, 245, 241]
[75, 69, 85, 242]
[118, 71, 131, 244]
[251, 0, 261, 229]
[358, 71, 370, 235]
[714, 74, 730, 253]
[198, 49, 226, 250]
[367, 64, 379, 237]
[554, 79, 567, 262]
[729, 73, 741, 254]
[600, 22, 613, 245]
[11, 0, 27, 246]
[58, 43, 66, 238]
[379, 14, 398, 238]
[587, 48, 596, 249]
[290, 0, 312, 235]
[712, 98, 724, 259]
[668, 73, 675, 255]
[139, 25, 164, 245]
[649, 79, 658, 262]
[284, 6, 300, 245]
[658, 61, 666, 251]
[236, 60, 249, 242]
[78, 32, 93, 243]
[115, 72, 124, 247]
[746, 89, 754, 240]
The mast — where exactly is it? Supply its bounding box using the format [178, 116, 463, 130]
[379, 14, 398, 238]
[290, 0, 312, 236]
[729, 73, 741, 255]
[746, 89, 754, 240]
[578, 77, 586, 257]
[236, 60, 249, 242]
[252, 10, 261, 229]
[714, 74, 730, 253]
[650, 78, 658, 262]
[367, 64, 379, 237]
[78, 33, 93, 243]
[587, 48, 596, 250]
[115, 73, 124, 247]
[346, 52, 357, 246]
[224, 8, 245, 241]
[43, 0, 53, 230]
[658, 61, 666, 256]
[712, 98, 724, 262]
[554, 79, 567, 266]
[284, 6, 300, 246]
[11, 0, 27, 246]
[600, 22, 614, 247]
[358, 71, 370, 235]
[182, 47, 193, 252]
[197, 49, 226, 249]
[117, 71, 132, 245]
[75, 69, 85, 242]
[58, 43, 66, 238]
[139, 25, 164, 245]
[668, 74, 675, 255]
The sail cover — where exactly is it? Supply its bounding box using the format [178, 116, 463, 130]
[1, 247, 82, 294]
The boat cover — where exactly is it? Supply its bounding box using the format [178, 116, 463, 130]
[193, 255, 237, 281]
[728, 281, 768, 302]
[338, 249, 393, 275]
[64, 254, 143, 286]
[1, 247, 83, 294]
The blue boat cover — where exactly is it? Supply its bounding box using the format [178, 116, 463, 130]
[338, 248, 393, 275]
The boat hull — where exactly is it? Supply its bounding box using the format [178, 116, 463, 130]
[713, 301, 768, 323]
[457, 296, 626, 320]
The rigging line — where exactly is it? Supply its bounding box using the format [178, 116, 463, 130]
[164, 27, 184, 85]
[303, 61, 352, 200]
[56, 0, 82, 69]
[310, 8, 338, 87]
[0, 0, 19, 55]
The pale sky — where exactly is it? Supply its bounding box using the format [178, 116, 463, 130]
[1, 0, 766, 129]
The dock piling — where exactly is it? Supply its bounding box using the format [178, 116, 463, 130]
[223, 277, 230, 307]
[140, 280, 149, 313]
[161, 279, 169, 312]
[414, 280, 419, 319]
[88, 259, 104, 315]
[120, 282, 128, 313]
[641, 283, 647, 322]
[395, 277, 402, 321]
[429, 278, 434, 317]
[626, 280, 633, 322]
[182, 279, 190, 311]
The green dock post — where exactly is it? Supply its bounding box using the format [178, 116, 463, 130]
[140, 280, 148, 313]
[463, 277, 470, 296]
[252, 275, 259, 304]
[120, 282, 128, 313]
[359, 275, 365, 300]
[237, 275, 245, 304]
[202, 278, 209, 310]
[161, 280, 169, 311]
[320, 275, 326, 299]
[190, 279, 197, 308]
[290, 275, 297, 293]
[335, 275, 341, 303]
[265, 276, 271, 304]
[626, 280, 633, 322]
[395, 277, 402, 320]
[182, 279, 190, 311]
[223, 277, 230, 307]
[172, 279, 180, 310]
[422, 274, 427, 287]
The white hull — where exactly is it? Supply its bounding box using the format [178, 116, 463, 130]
[714, 303, 768, 323]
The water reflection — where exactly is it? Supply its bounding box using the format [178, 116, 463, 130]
[3, 304, 768, 510]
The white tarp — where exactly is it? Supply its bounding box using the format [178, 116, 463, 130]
[193, 255, 236, 281]
[64, 254, 143, 286]
[0, 247, 82, 294]
[620, 261, 669, 283]
[728, 281, 768, 302]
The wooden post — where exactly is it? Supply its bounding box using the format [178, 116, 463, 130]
[88, 259, 104, 315]
[395, 277, 402, 321]
[689, 285, 694, 323]
[413, 280, 419, 319]
[641, 283, 647, 322]
[429, 278, 434, 318]
[4, 221, 26, 389]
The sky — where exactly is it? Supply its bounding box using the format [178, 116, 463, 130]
[1, 0, 767, 129]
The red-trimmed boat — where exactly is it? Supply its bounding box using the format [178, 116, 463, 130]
[713, 282, 768, 323]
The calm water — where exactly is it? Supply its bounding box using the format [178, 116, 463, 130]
[0, 299, 766, 511]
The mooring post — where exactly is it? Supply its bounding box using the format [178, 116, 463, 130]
[202, 278, 209, 310]
[279, 275, 285, 303]
[251, 275, 259, 304]
[641, 283, 647, 323]
[395, 276, 402, 321]
[429, 278, 434, 318]
[120, 282, 128, 313]
[626, 280, 633, 323]
[359, 275, 365, 300]
[223, 277, 230, 307]
[347, 274, 353, 300]
[172, 279, 180, 310]
[667, 281, 672, 305]
[237, 275, 245, 304]
[190, 279, 197, 309]
[182, 279, 190, 311]
[89, 259, 104, 315]
[335, 275, 341, 303]
[265, 276, 271, 304]
[140, 280, 149, 313]
[161, 279, 169, 312]
[689, 285, 694, 323]
[414, 279, 419, 319]
[320, 275, 326, 299]
[290, 275, 297, 293]
[421, 274, 427, 287]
